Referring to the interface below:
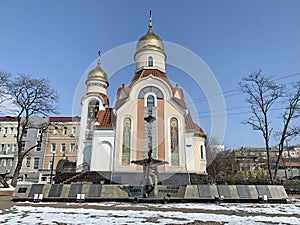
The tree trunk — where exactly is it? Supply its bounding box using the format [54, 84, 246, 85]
[265, 143, 274, 184]
[11, 157, 23, 187]
[0, 175, 10, 188]
[273, 143, 284, 182]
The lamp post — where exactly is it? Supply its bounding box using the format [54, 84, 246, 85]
[49, 153, 55, 184]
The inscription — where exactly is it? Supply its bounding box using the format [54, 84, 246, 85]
[159, 186, 180, 193]
[18, 188, 27, 193]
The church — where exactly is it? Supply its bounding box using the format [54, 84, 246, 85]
[76, 14, 207, 185]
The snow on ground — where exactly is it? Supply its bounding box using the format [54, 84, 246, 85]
[0, 201, 299, 225]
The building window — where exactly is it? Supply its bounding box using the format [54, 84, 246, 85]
[170, 117, 179, 166]
[23, 128, 28, 137]
[63, 127, 67, 135]
[36, 141, 42, 151]
[33, 157, 39, 169]
[22, 141, 26, 151]
[148, 56, 153, 66]
[53, 126, 58, 135]
[37, 128, 42, 139]
[48, 161, 53, 170]
[122, 117, 131, 165]
[8, 158, 13, 167]
[70, 143, 75, 152]
[71, 127, 76, 136]
[61, 143, 65, 152]
[200, 145, 204, 160]
[51, 143, 56, 152]
[26, 157, 31, 167]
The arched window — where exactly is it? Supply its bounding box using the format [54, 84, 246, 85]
[170, 117, 179, 166]
[200, 145, 204, 159]
[87, 100, 99, 132]
[122, 117, 131, 165]
[148, 56, 153, 66]
[147, 95, 154, 116]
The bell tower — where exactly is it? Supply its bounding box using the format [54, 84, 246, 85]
[77, 51, 109, 170]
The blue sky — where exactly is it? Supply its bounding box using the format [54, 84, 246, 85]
[0, 0, 299, 149]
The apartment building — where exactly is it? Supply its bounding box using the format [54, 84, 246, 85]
[0, 117, 18, 177]
[40, 117, 80, 183]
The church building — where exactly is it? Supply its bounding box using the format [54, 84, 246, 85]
[76, 14, 207, 185]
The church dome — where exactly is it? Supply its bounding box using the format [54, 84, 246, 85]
[136, 13, 164, 54]
[86, 51, 108, 84]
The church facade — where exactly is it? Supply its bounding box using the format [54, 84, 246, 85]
[76, 16, 207, 185]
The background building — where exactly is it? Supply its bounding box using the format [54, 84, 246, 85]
[0, 117, 18, 177]
[40, 117, 80, 183]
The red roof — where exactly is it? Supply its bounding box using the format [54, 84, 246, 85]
[50, 117, 81, 122]
[94, 108, 114, 129]
[280, 161, 300, 167]
[129, 69, 172, 88]
[0, 116, 18, 121]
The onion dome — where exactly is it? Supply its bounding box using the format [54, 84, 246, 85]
[136, 11, 164, 54]
[86, 51, 108, 85]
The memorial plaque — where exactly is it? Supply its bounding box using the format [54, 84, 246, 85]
[198, 185, 212, 198]
[17, 187, 27, 193]
[237, 185, 251, 198]
[48, 184, 63, 197]
[68, 184, 83, 197]
[29, 184, 44, 197]
[256, 185, 271, 198]
[157, 185, 185, 198]
[89, 184, 102, 197]
[127, 186, 144, 197]
[217, 185, 231, 198]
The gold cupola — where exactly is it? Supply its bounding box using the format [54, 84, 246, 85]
[136, 10, 165, 54]
[134, 11, 166, 73]
[86, 51, 108, 86]
[86, 50, 109, 96]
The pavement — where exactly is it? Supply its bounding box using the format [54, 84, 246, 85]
[0, 196, 13, 211]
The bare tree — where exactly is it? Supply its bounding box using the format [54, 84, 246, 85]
[205, 137, 223, 167]
[5, 74, 59, 187]
[207, 149, 236, 184]
[239, 70, 300, 183]
[273, 82, 300, 179]
[0, 71, 10, 108]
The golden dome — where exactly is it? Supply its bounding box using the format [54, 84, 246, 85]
[136, 11, 164, 54]
[86, 51, 108, 84]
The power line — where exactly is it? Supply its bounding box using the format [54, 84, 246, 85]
[186, 72, 300, 105]
[193, 107, 287, 119]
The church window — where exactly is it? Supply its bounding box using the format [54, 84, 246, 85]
[122, 117, 131, 165]
[147, 95, 155, 116]
[138, 86, 164, 99]
[87, 100, 99, 131]
[148, 56, 153, 66]
[170, 117, 179, 166]
[200, 145, 204, 159]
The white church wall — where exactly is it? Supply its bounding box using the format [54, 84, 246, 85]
[77, 95, 105, 170]
[185, 131, 195, 171]
[90, 129, 114, 171]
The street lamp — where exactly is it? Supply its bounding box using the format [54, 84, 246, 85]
[49, 153, 55, 184]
